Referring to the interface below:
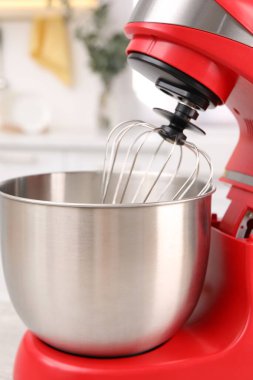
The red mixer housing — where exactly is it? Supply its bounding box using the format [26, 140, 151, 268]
[125, 0, 253, 236]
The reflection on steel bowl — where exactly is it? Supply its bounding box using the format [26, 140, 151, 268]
[0, 171, 214, 357]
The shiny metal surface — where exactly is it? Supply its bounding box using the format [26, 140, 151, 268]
[225, 170, 253, 188]
[130, 0, 253, 47]
[101, 120, 213, 204]
[236, 210, 253, 239]
[0, 171, 214, 357]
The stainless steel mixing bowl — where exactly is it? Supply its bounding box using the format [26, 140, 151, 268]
[0, 171, 214, 357]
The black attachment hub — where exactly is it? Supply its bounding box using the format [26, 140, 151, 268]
[156, 79, 210, 111]
[127, 53, 221, 144]
[128, 52, 222, 145]
[154, 104, 206, 145]
[128, 52, 221, 109]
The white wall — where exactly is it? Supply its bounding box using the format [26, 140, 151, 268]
[1, 0, 238, 132]
[1, 0, 136, 132]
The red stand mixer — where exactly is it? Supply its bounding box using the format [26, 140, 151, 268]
[9, 0, 253, 378]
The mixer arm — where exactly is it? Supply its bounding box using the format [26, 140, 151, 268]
[127, 51, 221, 144]
[125, 0, 253, 220]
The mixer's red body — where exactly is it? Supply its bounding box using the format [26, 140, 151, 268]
[125, 1, 253, 237]
[14, 0, 253, 379]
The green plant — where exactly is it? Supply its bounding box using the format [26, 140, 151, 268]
[76, 3, 129, 128]
[76, 4, 128, 89]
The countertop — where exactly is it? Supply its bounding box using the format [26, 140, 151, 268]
[0, 302, 25, 380]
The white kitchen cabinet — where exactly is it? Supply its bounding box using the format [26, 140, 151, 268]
[0, 132, 107, 183]
[0, 151, 106, 183]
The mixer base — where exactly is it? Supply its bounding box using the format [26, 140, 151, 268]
[13, 324, 253, 380]
[14, 228, 253, 379]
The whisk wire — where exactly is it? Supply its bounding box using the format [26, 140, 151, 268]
[143, 138, 178, 203]
[102, 121, 133, 187]
[157, 145, 183, 202]
[102, 121, 155, 203]
[172, 141, 200, 201]
[101, 119, 213, 204]
[113, 129, 154, 204]
[102, 124, 136, 203]
[131, 137, 164, 203]
[101, 121, 137, 201]
[198, 149, 213, 195]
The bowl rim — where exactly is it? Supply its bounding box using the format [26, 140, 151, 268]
[0, 170, 216, 209]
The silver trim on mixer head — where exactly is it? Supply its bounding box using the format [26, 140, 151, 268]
[225, 170, 253, 188]
[130, 0, 253, 47]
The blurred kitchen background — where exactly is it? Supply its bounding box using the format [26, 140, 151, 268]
[0, 0, 238, 301]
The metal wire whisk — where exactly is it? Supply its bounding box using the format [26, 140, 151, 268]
[101, 119, 213, 205]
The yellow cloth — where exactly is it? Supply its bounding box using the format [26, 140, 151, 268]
[30, 15, 73, 85]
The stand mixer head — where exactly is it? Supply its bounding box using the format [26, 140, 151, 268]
[101, 66, 216, 204]
[122, 0, 253, 219]
[102, 0, 242, 205]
